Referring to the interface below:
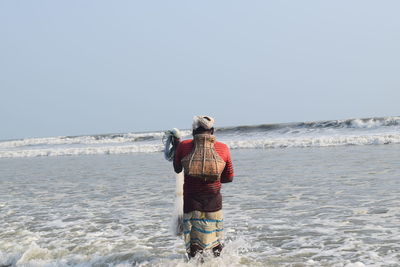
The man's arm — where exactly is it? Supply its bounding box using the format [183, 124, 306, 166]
[221, 146, 234, 183]
[173, 139, 183, 173]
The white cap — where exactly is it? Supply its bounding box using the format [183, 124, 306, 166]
[192, 115, 215, 130]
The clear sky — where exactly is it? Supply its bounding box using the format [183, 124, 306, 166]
[1, 1, 399, 140]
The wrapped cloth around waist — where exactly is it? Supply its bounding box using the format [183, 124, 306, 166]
[183, 210, 224, 251]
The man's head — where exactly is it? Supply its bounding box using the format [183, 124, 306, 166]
[192, 115, 215, 135]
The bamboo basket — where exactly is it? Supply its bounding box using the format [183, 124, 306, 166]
[181, 134, 226, 181]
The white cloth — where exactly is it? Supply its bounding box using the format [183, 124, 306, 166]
[192, 115, 215, 130]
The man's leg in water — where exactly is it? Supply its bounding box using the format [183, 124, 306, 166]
[188, 244, 223, 258]
[188, 244, 203, 258]
[212, 244, 223, 257]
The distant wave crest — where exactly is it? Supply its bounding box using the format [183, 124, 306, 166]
[218, 116, 400, 133]
[226, 133, 399, 149]
[0, 116, 399, 158]
[0, 144, 165, 158]
[0, 132, 165, 148]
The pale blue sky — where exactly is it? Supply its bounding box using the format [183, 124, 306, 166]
[1, 1, 399, 140]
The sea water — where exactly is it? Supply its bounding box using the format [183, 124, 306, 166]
[1, 116, 400, 266]
[1, 117, 400, 158]
[1, 144, 399, 266]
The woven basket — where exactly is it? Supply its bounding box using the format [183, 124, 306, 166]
[181, 134, 226, 181]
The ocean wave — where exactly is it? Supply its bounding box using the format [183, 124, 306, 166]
[0, 132, 166, 148]
[225, 133, 400, 149]
[299, 116, 400, 129]
[1, 133, 399, 158]
[0, 144, 165, 158]
[1, 116, 399, 158]
[218, 116, 400, 134]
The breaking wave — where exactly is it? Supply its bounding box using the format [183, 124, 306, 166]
[217, 116, 400, 133]
[0, 116, 399, 158]
[0, 132, 165, 149]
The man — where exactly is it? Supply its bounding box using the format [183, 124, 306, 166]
[173, 115, 234, 258]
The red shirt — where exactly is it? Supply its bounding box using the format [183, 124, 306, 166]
[174, 137, 234, 213]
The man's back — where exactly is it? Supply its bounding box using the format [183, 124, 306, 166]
[174, 138, 234, 213]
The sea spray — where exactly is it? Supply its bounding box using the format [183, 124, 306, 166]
[171, 172, 184, 236]
[136, 236, 253, 267]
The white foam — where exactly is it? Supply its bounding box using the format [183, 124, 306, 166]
[344, 262, 366, 267]
[135, 237, 252, 267]
[16, 242, 52, 265]
[1, 121, 399, 158]
[349, 116, 400, 129]
[224, 133, 400, 149]
[0, 144, 164, 158]
[2, 132, 399, 158]
[0, 132, 166, 148]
